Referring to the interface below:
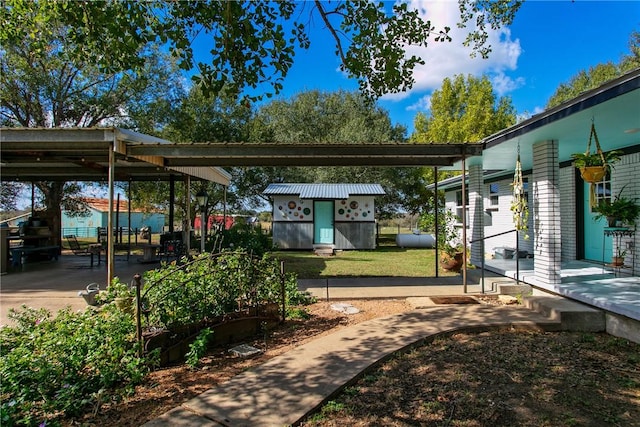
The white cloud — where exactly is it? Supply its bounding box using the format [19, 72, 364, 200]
[406, 94, 432, 111]
[492, 71, 525, 96]
[381, 0, 523, 101]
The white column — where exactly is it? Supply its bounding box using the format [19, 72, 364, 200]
[468, 163, 485, 266]
[533, 140, 561, 286]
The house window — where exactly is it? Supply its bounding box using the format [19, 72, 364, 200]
[591, 173, 612, 210]
[455, 190, 469, 227]
[489, 183, 499, 206]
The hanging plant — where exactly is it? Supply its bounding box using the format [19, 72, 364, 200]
[510, 153, 529, 240]
[570, 121, 621, 183]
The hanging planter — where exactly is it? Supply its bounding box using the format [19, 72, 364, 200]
[510, 152, 529, 240]
[570, 121, 621, 184]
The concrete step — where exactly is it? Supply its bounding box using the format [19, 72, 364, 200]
[523, 295, 605, 332]
[313, 244, 335, 257]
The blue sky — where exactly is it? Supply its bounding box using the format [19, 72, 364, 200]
[241, 0, 639, 136]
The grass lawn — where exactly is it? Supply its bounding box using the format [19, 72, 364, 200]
[274, 233, 456, 279]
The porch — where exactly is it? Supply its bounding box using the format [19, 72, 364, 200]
[482, 258, 640, 322]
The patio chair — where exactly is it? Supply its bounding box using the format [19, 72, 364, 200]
[64, 235, 102, 266]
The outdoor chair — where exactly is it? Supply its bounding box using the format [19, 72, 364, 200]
[64, 235, 103, 267]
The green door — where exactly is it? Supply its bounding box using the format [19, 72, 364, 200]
[314, 201, 334, 244]
[584, 181, 612, 262]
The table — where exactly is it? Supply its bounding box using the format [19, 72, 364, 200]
[88, 244, 103, 267]
[139, 244, 161, 263]
[603, 227, 636, 276]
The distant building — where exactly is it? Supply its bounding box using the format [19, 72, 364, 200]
[263, 183, 385, 250]
[61, 198, 165, 238]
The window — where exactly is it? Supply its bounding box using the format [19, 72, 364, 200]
[455, 190, 469, 227]
[489, 183, 499, 206]
[592, 173, 612, 211]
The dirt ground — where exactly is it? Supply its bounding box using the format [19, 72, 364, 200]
[68, 298, 640, 427]
[69, 298, 413, 426]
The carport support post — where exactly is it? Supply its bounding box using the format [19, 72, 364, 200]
[184, 175, 191, 253]
[107, 136, 115, 287]
[461, 153, 468, 293]
[434, 167, 439, 278]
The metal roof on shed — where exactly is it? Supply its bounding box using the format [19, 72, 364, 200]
[263, 183, 385, 199]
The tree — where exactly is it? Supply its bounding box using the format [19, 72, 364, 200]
[546, 30, 640, 109]
[0, 13, 182, 245]
[232, 90, 424, 218]
[127, 85, 255, 229]
[411, 74, 516, 144]
[1, 0, 523, 100]
[410, 74, 516, 229]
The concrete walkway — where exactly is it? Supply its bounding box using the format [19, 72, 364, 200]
[144, 304, 560, 427]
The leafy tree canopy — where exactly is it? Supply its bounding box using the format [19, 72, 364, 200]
[410, 73, 516, 143]
[1, 0, 522, 100]
[546, 30, 640, 109]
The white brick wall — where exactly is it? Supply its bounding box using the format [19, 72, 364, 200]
[469, 164, 484, 265]
[610, 152, 640, 275]
[559, 166, 576, 261]
[533, 140, 561, 285]
[478, 177, 534, 258]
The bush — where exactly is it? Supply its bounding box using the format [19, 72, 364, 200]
[141, 250, 312, 329]
[208, 222, 271, 256]
[0, 304, 151, 425]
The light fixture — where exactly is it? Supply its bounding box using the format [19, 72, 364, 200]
[195, 189, 209, 253]
[195, 190, 209, 210]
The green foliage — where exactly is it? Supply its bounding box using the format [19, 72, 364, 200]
[141, 251, 307, 329]
[411, 74, 517, 143]
[286, 307, 312, 320]
[217, 222, 271, 256]
[0, 304, 149, 425]
[95, 276, 136, 305]
[0, 1, 521, 100]
[438, 210, 464, 258]
[546, 29, 639, 109]
[593, 187, 640, 226]
[185, 328, 213, 369]
[570, 150, 622, 168]
[236, 89, 433, 218]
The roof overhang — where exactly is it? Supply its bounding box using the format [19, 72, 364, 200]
[124, 142, 484, 167]
[1, 128, 484, 186]
[445, 68, 640, 171]
[0, 127, 231, 185]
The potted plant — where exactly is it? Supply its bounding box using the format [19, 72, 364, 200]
[593, 186, 640, 227]
[612, 248, 627, 267]
[96, 277, 136, 313]
[438, 210, 465, 272]
[571, 121, 622, 183]
[571, 150, 622, 183]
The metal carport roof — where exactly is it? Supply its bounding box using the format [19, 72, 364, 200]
[263, 183, 386, 199]
[1, 126, 482, 287]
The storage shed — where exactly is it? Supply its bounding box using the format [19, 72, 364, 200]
[263, 183, 385, 250]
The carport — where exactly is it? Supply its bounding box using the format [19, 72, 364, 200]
[1, 126, 483, 287]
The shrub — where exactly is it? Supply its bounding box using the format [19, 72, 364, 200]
[141, 251, 312, 329]
[0, 304, 151, 425]
[209, 222, 271, 256]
